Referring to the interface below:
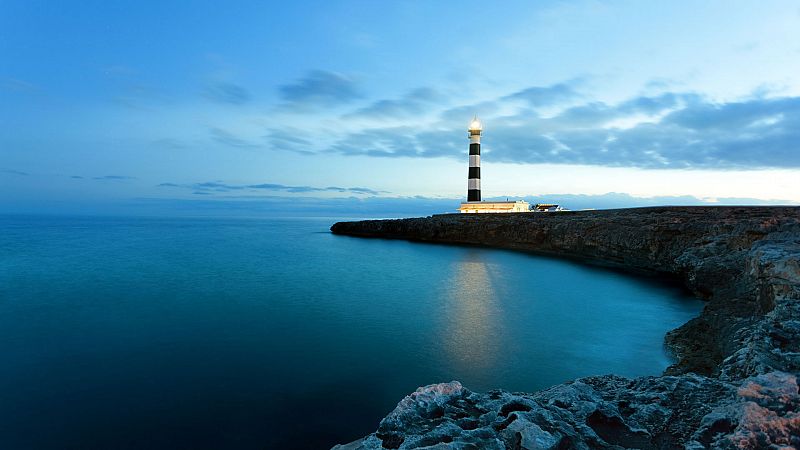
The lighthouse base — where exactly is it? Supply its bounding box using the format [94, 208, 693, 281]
[458, 200, 530, 213]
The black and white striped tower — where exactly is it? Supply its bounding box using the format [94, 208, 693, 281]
[467, 116, 483, 202]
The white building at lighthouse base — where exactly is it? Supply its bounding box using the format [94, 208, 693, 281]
[458, 200, 530, 214]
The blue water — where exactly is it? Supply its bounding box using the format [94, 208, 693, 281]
[0, 215, 702, 449]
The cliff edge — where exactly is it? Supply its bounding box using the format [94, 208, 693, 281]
[330, 207, 800, 449]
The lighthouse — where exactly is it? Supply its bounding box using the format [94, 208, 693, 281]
[467, 116, 482, 202]
[458, 116, 532, 213]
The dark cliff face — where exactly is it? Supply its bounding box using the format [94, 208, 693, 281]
[330, 207, 800, 449]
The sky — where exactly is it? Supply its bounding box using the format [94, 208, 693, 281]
[1, 0, 799, 215]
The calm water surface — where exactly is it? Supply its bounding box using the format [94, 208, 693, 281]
[0, 215, 702, 449]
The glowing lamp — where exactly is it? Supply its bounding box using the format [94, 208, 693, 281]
[468, 116, 483, 132]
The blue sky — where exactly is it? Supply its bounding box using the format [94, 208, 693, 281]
[2, 0, 799, 215]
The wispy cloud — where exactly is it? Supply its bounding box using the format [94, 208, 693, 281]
[195, 181, 246, 191]
[265, 128, 315, 155]
[330, 127, 422, 157]
[210, 127, 260, 148]
[439, 100, 501, 123]
[278, 70, 361, 109]
[204, 82, 251, 105]
[502, 81, 582, 107]
[93, 175, 135, 180]
[158, 180, 385, 196]
[248, 183, 383, 195]
[152, 138, 188, 149]
[2, 169, 29, 176]
[346, 87, 442, 119]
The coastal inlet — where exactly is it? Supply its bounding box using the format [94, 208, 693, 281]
[0, 215, 700, 449]
[330, 206, 800, 449]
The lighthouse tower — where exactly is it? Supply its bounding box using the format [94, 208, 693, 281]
[458, 116, 532, 213]
[467, 116, 482, 202]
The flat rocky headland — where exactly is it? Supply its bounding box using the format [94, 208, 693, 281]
[330, 207, 800, 449]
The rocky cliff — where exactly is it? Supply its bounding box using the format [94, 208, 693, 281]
[330, 207, 800, 449]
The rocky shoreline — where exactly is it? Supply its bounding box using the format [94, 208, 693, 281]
[330, 207, 800, 449]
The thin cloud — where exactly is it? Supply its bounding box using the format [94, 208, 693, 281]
[439, 100, 501, 123]
[502, 81, 582, 107]
[195, 181, 246, 191]
[251, 184, 322, 194]
[278, 70, 361, 109]
[644, 78, 676, 91]
[247, 183, 384, 195]
[159, 180, 385, 196]
[330, 126, 421, 158]
[346, 87, 442, 119]
[2, 169, 29, 176]
[210, 127, 260, 148]
[93, 175, 135, 180]
[204, 82, 251, 105]
[329, 186, 383, 195]
[152, 138, 188, 149]
[265, 129, 316, 155]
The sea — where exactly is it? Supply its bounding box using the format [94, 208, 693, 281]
[0, 215, 702, 449]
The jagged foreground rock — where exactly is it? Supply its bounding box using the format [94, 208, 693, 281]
[333, 374, 798, 450]
[330, 207, 800, 449]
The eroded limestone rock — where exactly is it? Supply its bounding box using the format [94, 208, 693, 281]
[340, 373, 798, 450]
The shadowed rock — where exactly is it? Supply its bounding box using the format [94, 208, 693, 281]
[334, 373, 798, 449]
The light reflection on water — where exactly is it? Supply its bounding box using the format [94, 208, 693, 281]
[442, 252, 501, 376]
